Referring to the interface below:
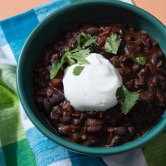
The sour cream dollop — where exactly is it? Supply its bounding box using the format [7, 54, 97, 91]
[63, 53, 122, 111]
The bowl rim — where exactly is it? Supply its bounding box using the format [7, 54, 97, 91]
[17, 0, 166, 155]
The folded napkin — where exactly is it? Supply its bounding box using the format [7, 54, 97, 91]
[0, 0, 166, 166]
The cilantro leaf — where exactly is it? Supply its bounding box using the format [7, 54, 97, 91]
[73, 66, 85, 76]
[70, 47, 81, 53]
[129, 56, 147, 66]
[65, 48, 90, 65]
[50, 31, 96, 79]
[50, 55, 65, 79]
[83, 38, 96, 48]
[81, 31, 92, 40]
[104, 34, 121, 54]
[80, 31, 97, 50]
[74, 49, 90, 58]
[116, 85, 139, 115]
[65, 55, 76, 66]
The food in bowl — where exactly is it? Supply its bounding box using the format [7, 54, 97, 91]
[32, 22, 166, 147]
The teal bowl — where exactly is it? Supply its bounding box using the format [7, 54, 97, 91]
[17, 0, 166, 155]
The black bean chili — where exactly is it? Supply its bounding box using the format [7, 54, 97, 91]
[32, 23, 166, 147]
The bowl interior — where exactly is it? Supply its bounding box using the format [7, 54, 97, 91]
[17, 0, 166, 155]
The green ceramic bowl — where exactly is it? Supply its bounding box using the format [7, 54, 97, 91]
[17, 0, 166, 155]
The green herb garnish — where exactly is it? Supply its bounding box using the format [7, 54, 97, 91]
[50, 31, 97, 79]
[116, 85, 139, 115]
[129, 56, 147, 66]
[73, 66, 85, 76]
[50, 48, 90, 79]
[65, 48, 90, 65]
[80, 31, 97, 51]
[104, 34, 121, 54]
[50, 55, 65, 79]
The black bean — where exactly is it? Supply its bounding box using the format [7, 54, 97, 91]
[129, 27, 137, 33]
[132, 64, 141, 73]
[135, 38, 143, 45]
[68, 37, 77, 49]
[59, 46, 67, 56]
[86, 27, 98, 35]
[114, 126, 128, 135]
[156, 91, 165, 105]
[144, 48, 150, 54]
[61, 100, 71, 110]
[110, 135, 120, 147]
[51, 106, 62, 116]
[96, 36, 106, 47]
[87, 124, 103, 133]
[35, 97, 44, 111]
[73, 119, 81, 125]
[72, 111, 81, 118]
[119, 55, 128, 63]
[118, 65, 131, 76]
[151, 76, 159, 87]
[151, 54, 159, 66]
[143, 39, 152, 48]
[126, 36, 135, 42]
[73, 31, 80, 38]
[118, 29, 124, 36]
[63, 116, 72, 125]
[152, 41, 159, 47]
[99, 112, 105, 119]
[138, 67, 149, 76]
[125, 80, 134, 89]
[86, 111, 98, 118]
[141, 32, 148, 39]
[80, 113, 86, 120]
[110, 56, 120, 67]
[108, 128, 114, 133]
[128, 126, 135, 135]
[81, 134, 87, 141]
[51, 78, 62, 88]
[83, 138, 96, 146]
[43, 98, 51, 111]
[139, 90, 153, 103]
[35, 97, 43, 104]
[58, 125, 80, 135]
[51, 53, 60, 63]
[135, 76, 145, 87]
[46, 87, 54, 97]
[50, 92, 64, 105]
[50, 111, 60, 121]
[71, 133, 80, 142]
[86, 118, 104, 125]
[157, 67, 166, 77]
[38, 73, 48, 88]
[42, 52, 50, 62]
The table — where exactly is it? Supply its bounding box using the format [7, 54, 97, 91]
[0, 0, 166, 25]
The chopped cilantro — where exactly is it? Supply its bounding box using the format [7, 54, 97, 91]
[104, 34, 121, 54]
[50, 55, 65, 79]
[73, 66, 85, 76]
[129, 56, 147, 66]
[116, 85, 139, 115]
[50, 31, 97, 79]
[80, 31, 97, 51]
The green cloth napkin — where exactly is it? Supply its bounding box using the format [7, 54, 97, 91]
[0, 64, 36, 165]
